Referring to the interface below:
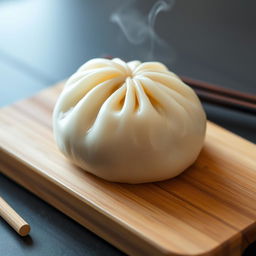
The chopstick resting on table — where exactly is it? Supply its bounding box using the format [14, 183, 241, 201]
[0, 196, 30, 236]
[181, 76, 256, 115]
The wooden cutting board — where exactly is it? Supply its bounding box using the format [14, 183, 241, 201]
[0, 83, 255, 256]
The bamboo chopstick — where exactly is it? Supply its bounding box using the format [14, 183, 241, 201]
[0, 197, 30, 236]
[181, 76, 256, 103]
[180, 76, 256, 114]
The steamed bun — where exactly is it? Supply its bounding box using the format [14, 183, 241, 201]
[53, 58, 206, 183]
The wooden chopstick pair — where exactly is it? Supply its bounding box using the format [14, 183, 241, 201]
[181, 76, 256, 115]
[0, 196, 30, 236]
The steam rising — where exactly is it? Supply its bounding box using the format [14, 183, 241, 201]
[111, 0, 176, 64]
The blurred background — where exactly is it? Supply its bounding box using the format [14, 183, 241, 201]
[0, 0, 255, 255]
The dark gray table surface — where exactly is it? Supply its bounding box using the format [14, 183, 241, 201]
[0, 0, 255, 255]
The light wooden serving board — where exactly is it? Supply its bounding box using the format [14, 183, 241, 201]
[0, 83, 256, 256]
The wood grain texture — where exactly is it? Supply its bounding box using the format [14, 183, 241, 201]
[0, 83, 255, 256]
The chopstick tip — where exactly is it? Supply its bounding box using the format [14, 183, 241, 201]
[19, 223, 31, 237]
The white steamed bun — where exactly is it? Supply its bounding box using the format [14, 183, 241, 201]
[53, 58, 206, 183]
